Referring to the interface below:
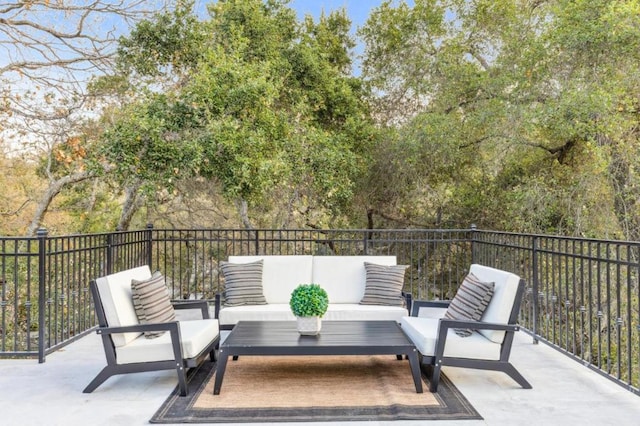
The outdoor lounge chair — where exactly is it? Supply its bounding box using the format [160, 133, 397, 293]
[84, 266, 220, 396]
[400, 264, 532, 392]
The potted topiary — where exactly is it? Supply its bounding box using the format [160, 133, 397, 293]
[289, 283, 329, 335]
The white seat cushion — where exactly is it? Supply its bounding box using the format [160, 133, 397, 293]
[219, 303, 408, 326]
[95, 265, 152, 347]
[116, 319, 219, 364]
[400, 316, 501, 361]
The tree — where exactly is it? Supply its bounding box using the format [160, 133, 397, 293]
[359, 0, 640, 238]
[0, 0, 176, 235]
[99, 0, 376, 230]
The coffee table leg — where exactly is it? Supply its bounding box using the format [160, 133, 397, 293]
[407, 349, 423, 393]
[213, 349, 229, 395]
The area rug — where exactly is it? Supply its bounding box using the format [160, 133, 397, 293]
[150, 355, 481, 423]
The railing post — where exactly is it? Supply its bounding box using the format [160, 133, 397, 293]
[532, 235, 540, 344]
[254, 230, 260, 255]
[470, 224, 477, 264]
[106, 232, 114, 275]
[37, 228, 47, 363]
[146, 223, 154, 269]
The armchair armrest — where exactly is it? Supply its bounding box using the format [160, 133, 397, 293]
[172, 299, 210, 319]
[96, 321, 180, 336]
[431, 318, 519, 363]
[437, 318, 519, 334]
[410, 299, 450, 316]
[96, 321, 183, 364]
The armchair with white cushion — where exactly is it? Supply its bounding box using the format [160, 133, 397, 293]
[400, 264, 532, 392]
[83, 266, 220, 396]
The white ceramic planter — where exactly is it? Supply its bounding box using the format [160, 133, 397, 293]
[296, 316, 322, 335]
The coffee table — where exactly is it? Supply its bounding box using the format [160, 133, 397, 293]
[213, 320, 423, 394]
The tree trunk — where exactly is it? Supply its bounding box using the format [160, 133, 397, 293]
[117, 181, 144, 231]
[236, 198, 254, 229]
[27, 171, 95, 236]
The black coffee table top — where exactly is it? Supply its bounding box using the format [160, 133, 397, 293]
[222, 320, 415, 354]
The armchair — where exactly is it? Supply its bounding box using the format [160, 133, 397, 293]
[83, 266, 220, 396]
[400, 264, 532, 392]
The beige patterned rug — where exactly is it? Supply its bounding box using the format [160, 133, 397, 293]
[151, 355, 481, 423]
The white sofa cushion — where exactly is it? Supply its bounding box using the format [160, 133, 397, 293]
[469, 264, 521, 343]
[400, 316, 501, 361]
[311, 256, 397, 304]
[218, 303, 408, 326]
[95, 265, 152, 347]
[116, 319, 220, 364]
[228, 255, 313, 304]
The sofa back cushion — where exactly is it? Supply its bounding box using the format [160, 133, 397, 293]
[95, 265, 152, 347]
[312, 256, 397, 304]
[228, 256, 313, 304]
[469, 264, 522, 343]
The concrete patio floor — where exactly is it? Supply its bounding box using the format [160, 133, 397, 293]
[1, 330, 638, 426]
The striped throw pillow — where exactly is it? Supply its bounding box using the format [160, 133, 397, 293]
[131, 271, 176, 339]
[220, 260, 267, 307]
[360, 262, 408, 307]
[444, 272, 495, 337]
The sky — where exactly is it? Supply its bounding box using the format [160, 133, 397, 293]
[288, 0, 382, 29]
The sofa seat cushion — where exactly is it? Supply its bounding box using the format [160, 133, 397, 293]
[219, 304, 409, 326]
[116, 319, 219, 364]
[219, 304, 296, 325]
[400, 316, 501, 361]
[325, 304, 408, 322]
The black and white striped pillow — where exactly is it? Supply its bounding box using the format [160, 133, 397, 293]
[131, 271, 176, 339]
[444, 272, 495, 337]
[360, 262, 408, 307]
[220, 260, 268, 307]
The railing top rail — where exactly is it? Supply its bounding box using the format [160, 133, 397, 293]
[472, 229, 640, 247]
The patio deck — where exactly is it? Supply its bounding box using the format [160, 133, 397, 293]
[0, 329, 638, 426]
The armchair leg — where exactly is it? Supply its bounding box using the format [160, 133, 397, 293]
[176, 365, 188, 397]
[429, 362, 443, 392]
[83, 367, 114, 393]
[503, 363, 532, 389]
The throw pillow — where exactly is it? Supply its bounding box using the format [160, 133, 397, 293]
[444, 272, 495, 337]
[360, 262, 408, 307]
[220, 260, 268, 307]
[131, 271, 176, 339]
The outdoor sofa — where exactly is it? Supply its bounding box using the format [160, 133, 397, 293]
[215, 255, 411, 330]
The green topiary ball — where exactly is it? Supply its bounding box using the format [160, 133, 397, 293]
[290, 284, 329, 317]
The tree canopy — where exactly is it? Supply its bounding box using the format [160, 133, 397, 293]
[1, 0, 640, 240]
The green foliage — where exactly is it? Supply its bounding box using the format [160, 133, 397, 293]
[359, 0, 640, 238]
[289, 284, 329, 317]
[96, 0, 376, 228]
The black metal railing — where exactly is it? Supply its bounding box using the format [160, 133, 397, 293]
[0, 226, 637, 395]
